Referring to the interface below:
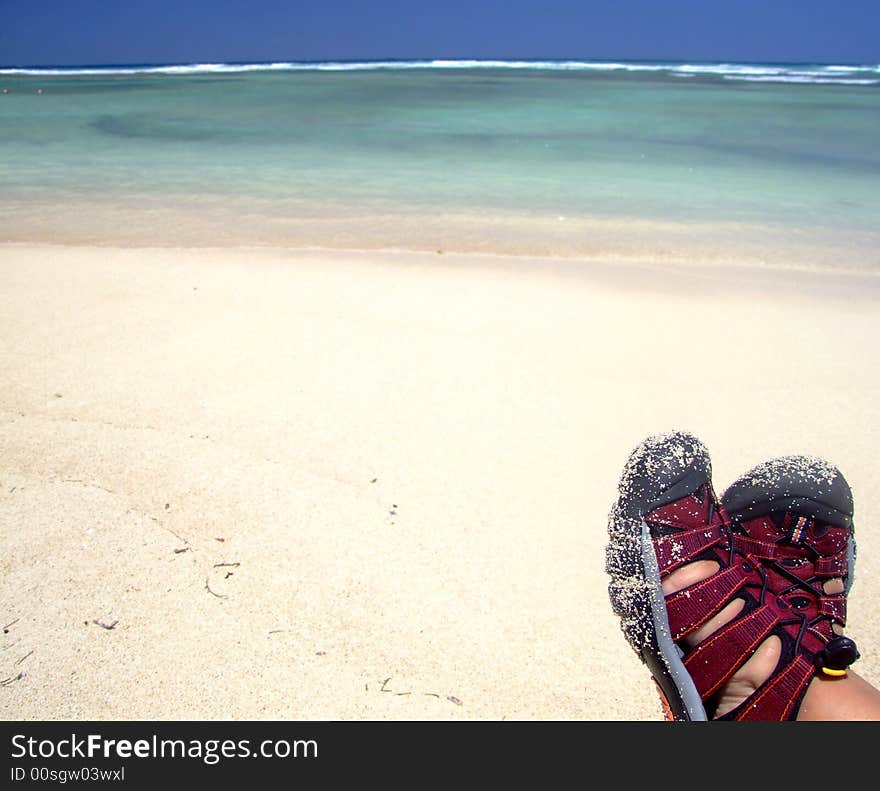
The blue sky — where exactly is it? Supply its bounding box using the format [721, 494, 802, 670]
[1, 1, 878, 67]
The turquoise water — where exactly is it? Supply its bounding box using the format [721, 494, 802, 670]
[1, 60, 878, 257]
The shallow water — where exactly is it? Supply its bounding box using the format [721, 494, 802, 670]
[2, 60, 878, 264]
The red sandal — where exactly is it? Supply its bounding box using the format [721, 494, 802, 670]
[606, 432, 859, 721]
[720, 455, 859, 686]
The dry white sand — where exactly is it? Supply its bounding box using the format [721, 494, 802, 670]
[2, 242, 879, 720]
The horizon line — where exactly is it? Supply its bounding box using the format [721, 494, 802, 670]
[3, 55, 879, 71]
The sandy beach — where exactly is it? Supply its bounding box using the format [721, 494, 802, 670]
[2, 241, 879, 721]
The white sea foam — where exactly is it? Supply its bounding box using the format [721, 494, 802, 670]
[1, 59, 878, 85]
[723, 75, 880, 85]
[675, 63, 789, 76]
[0, 62, 301, 76]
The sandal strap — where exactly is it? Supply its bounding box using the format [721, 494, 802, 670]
[819, 595, 847, 623]
[653, 524, 726, 576]
[733, 534, 805, 563]
[735, 534, 849, 578]
[684, 605, 778, 698]
[665, 564, 750, 641]
[733, 523, 850, 577]
[816, 551, 849, 578]
[730, 655, 815, 721]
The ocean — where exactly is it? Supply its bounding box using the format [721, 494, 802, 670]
[1, 59, 878, 268]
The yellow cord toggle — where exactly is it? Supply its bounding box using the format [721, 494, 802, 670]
[820, 667, 848, 677]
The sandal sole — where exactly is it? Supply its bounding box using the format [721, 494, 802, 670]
[606, 432, 713, 721]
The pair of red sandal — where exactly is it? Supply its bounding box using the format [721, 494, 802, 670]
[606, 431, 859, 721]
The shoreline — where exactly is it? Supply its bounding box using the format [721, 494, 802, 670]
[4, 239, 879, 302]
[3, 189, 879, 275]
